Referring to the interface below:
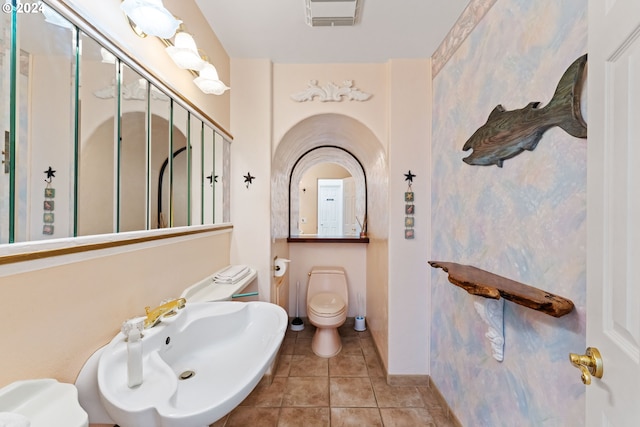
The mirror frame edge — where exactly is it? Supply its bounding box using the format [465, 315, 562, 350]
[0, 223, 233, 266]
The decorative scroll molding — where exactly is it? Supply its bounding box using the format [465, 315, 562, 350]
[290, 80, 372, 102]
[431, 0, 497, 77]
[474, 298, 505, 362]
[94, 79, 169, 101]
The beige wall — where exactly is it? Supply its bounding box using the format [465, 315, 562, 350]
[272, 64, 387, 153]
[288, 243, 367, 318]
[387, 59, 431, 374]
[0, 228, 231, 387]
[229, 59, 274, 302]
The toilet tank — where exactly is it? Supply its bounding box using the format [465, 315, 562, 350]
[307, 267, 348, 304]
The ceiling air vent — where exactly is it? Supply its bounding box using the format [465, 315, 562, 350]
[305, 0, 361, 27]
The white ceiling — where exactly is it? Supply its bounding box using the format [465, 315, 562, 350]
[194, 0, 470, 63]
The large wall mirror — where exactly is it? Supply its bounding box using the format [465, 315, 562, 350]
[289, 146, 367, 239]
[0, 1, 230, 245]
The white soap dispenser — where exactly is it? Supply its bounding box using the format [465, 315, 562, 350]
[121, 317, 145, 388]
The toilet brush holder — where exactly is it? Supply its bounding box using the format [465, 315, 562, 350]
[290, 280, 304, 331]
[290, 316, 304, 331]
[354, 315, 366, 332]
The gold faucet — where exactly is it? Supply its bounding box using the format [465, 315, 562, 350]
[144, 297, 187, 329]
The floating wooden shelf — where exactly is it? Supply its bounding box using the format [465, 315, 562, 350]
[428, 261, 574, 318]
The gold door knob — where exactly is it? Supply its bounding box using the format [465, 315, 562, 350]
[569, 347, 603, 385]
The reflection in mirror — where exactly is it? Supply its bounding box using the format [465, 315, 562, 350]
[289, 147, 366, 239]
[1, 3, 232, 246]
[222, 138, 231, 222]
[0, 11, 11, 243]
[77, 32, 117, 236]
[150, 84, 170, 229]
[298, 163, 356, 236]
[9, 6, 75, 242]
[162, 102, 189, 227]
[202, 126, 214, 224]
[119, 64, 149, 232]
[189, 116, 203, 225]
[214, 131, 224, 223]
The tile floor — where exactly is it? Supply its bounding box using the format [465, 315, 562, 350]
[211, 318, 457, 427]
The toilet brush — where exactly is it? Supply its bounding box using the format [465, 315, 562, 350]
[291, 280, 304, 331]
[354, 292, 366, 331]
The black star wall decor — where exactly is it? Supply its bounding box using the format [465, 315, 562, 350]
[43, 166, 56, 235]
[44, 166, 56, 182]
[206, 173, 218, 186]
[404, 170, 416, 184]
[244, 172, 255, 188]
[404, 170, 415, 239]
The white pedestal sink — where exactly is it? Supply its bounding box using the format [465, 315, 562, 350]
[97, 301, 287, 427]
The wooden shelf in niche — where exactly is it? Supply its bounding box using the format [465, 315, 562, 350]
[428, 261, 574, 318]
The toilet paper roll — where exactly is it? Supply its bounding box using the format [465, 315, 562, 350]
[274, 258, 290, 277]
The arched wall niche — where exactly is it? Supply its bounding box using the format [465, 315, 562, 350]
[272, 113, 387, 240]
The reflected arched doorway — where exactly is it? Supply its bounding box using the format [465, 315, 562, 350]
[271, 113, 387, 240]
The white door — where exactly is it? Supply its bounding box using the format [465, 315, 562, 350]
[317, 179, 343, 236]
[342, 177, 357, 236]
[585, 0, 640, 424]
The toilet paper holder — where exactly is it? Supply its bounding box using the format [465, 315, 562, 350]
[273, 256, 290, 277]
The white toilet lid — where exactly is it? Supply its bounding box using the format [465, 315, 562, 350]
[309, 292, 346, 315]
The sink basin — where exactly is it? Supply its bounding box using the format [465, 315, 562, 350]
[0, 378, 88, 427]
[97, 301, 287, 427]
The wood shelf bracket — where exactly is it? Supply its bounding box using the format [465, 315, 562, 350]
[474, 297, 505, 361]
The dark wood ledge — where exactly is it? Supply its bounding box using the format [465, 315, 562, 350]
[288, 236, 369, 243]
[428, 261, 574, 317]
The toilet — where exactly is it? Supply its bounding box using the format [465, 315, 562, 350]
[306, 266, 349, 358]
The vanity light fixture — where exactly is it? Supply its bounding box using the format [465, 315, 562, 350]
[194, 63, 230, 95]
[121, 0, 230, 95]
[165, 28, 207, 71]
[120, 0, 181, 39]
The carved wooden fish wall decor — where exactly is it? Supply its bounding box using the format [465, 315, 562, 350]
[462, 54, 587, 167]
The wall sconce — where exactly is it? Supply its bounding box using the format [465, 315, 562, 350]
[120, 0, 181, 39]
